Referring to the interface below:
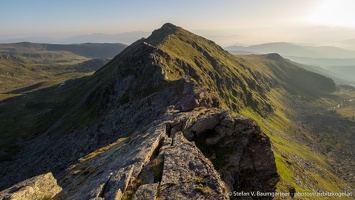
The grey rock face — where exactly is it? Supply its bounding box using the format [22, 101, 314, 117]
[55, 124, 166, 200]
[159, 132, 228, 200]
[132, 183, 158, 200]
[52, 109, 276, 199]
[184, 112, 280, 195]
[0, 172, 62, 200]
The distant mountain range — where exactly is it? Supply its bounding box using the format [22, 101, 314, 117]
[287, 61, 355, 86]
[0, 42, 128, 58]
[325, 65, 355, 82]
[0, 32, 150, 45]
[285, 56, 355, 67]
[343, 38, 355, 46]
[225, 42, 355, 84]
[225, 42, 355, 59]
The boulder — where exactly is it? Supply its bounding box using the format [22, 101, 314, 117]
[0, 172, 61, 200]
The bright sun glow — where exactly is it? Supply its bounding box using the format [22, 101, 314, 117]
[308, 0, 355, 27]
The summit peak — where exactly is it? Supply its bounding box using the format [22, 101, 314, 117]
[161, 22, 178, 29]
[145, 23, 182, 46]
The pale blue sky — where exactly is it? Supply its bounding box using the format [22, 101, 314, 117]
[1, 0, 355, 46]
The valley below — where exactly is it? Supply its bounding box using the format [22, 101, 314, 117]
[288, 93, 355, 191]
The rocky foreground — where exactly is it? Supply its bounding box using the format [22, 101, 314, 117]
[0, 109, 278, 200]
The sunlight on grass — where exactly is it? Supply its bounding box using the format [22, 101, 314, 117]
[79, 137, 127, 162]
[236, 89, 350, 196]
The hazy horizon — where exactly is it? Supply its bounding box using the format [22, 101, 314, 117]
[2, 0, 355, 48]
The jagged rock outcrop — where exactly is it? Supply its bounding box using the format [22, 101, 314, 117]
[11, 108, 276, 200]
[183, 112, 279, 194]
[159, 131, 227, 200]
[0, 109, 278, 199]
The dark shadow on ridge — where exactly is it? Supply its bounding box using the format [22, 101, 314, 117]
[4, 82, 46, 94]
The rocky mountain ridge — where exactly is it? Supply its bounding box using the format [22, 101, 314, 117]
[1, 23, 347, 199]
[0, 23, 281, 200]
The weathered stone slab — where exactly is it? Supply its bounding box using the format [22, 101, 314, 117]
[132, 183, 158, 200]
[160, 132, 228, 200]
[0, 172, 62, 200]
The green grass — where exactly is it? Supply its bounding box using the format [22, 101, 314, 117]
[122, 178, 143, 200]
[237, 98, 351, 196]
[331, 89, 355, 120]
[42, 194, 53, 200]
[80, 137, 127, 162]
[150, 157, 164, 182]
[0, 52, 90, 96]
[194, 176, 212, 194]
[0, 48, 109, 161]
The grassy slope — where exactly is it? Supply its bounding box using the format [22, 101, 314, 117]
[146, 25, 276, 115]
[0, 52, 88, 98]
[333, 89, 355, 120]
[0, 41, 127, 99]
[235, 56, 353, 199]
[0, 39, 144, 161]
[239, 94, 351, 199]
[0, 48, 110, 160]
[146, 25, 351, 198]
